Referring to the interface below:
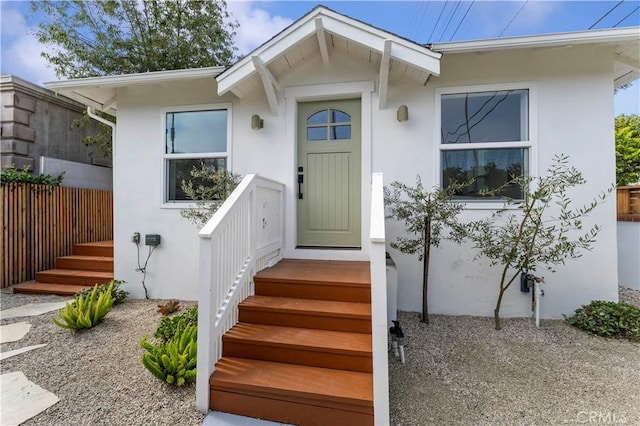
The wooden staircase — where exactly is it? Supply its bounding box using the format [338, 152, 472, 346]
[209, 259, 374, 425]
[12, 241, 114, 296]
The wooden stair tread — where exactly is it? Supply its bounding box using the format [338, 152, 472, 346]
[240, 295, 371, 318]
[225, 323, 371, 355]
[58, 255, 114, 261]
[12, 282, 92, 295]
[75, 241, 113, 247]
[255, 259, 370, 286]
[210, 357, 373, 408]
[37, 269, 113, 278]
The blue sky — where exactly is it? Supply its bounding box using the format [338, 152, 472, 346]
[1, 1, 638, 114]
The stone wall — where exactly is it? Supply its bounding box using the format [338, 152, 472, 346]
[1, 75, 111, 174]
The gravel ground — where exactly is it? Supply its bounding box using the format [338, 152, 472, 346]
[1, 287, 639, 426]
[0, 293, 203, 426]
[389, 286, 640, 426]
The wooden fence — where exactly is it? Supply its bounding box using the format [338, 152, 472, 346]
[1, 183, 113, 288]
[617, 185, 640, 221]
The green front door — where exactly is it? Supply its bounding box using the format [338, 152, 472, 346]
[297, 99, 361, 248]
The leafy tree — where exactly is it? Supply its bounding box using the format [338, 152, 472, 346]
[461, 155, 611, 330]
[615, 114, 640, 186]
[30, 0, 239, 155]
[30, 0, 238, 78]
[384, 177, 467, 324]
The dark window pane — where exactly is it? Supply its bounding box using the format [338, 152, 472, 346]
[330, 109, 350, 123]
[167, 157, 226, 201]
[166, 110, 227, 154]
[307, 127, 327, 141]
[330, 125, 351, 140]
[441, 148, 526, 199]
[441, 90, 528, 144]
[307, 110, 327, 125]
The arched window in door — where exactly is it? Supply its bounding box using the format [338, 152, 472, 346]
[306, 109, 352, 141]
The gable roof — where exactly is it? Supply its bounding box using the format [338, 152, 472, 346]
[43, 7, 638, 114]
[431, 26, 640, 88]
[216, 5, 442, 113]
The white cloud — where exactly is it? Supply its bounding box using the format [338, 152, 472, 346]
[227, 1, 293, 55]
[0, 4, 58, 85]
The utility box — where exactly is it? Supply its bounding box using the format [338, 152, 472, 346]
[145, 234, 161, 246]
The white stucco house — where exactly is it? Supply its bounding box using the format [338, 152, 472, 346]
[46, 6, 639, 423]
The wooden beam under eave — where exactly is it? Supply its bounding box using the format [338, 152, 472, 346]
[315, 18, 330, 65]
[378, 40, 392, 110]
[101, 94, 117, 111]
[615, 52, 640, 69]
[252, 56, 279, 116]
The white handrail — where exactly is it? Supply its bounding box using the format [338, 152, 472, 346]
[369, 172, 390, 425]
[195, 174, 284, 413]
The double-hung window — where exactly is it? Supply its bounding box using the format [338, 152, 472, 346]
[437, 84, 534, 200]
[163, 104, 231, 203]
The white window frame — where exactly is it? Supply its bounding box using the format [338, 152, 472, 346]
[435, 82, 537, 209]
[160, 102, 233, 208]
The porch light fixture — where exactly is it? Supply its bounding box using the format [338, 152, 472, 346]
[251, 114, 264, 130]
[397, 105, 409, 122]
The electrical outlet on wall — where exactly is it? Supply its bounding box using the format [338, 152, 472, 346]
[132, 232, 140, 243]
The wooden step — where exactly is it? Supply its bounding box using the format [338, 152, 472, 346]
[254, 259, 371, 303]
[12, 281, 92, 296]
[56, 255, 114, 272]
[35, 269, 113, 286]
[239, 295, 371, 333]
[73, 241, 113, 257]
[223, 323, 372, 373]
[210, 357, 373, 426]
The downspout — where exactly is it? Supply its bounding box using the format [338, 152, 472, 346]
[86, 107, 116, 142]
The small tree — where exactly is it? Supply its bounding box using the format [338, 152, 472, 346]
[384, 176, 467, 324]
[462, 154, 611, 330]
[180, 163, 241, 228]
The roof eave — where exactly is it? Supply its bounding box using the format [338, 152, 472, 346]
[430, 26, 640, 54]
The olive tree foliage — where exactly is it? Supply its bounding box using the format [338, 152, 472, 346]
[615, 114, 640, 186]
[180, 163, 242, 229]
[384, 177, 468, 324]
[461, 155, 611, 330]
[30, 0, 239, 156]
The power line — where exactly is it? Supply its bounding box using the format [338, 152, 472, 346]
[440, 1, 463, 42]
[428, 1, 450, 43]
[589, 0, 624, 29]
[450, 1, 475, 41]
[613, 5, 640, 27]
[499, 1, 528, 37]
[412, 1, 432, 40]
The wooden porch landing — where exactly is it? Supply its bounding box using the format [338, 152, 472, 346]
[209, 259, 374, 425]
[12, 241, 114, 296]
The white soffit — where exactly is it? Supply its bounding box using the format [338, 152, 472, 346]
[43, 67, 224, 114]
[216, 6, 441, 104]
[432, 27, 640, 88]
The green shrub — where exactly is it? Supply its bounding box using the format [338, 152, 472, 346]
[76, 279, 128, 305]
[154, 305, 198, 343]
[140, 324, 197, 386]
[1, 166, 64, 186]
[565, 300, 640, 342]
[53, 282, 115, 330]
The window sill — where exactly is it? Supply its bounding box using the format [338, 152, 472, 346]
[459, 201, 522, 211]
[161, 202, 199, 209]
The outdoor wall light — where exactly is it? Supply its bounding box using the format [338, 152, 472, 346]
[397, 105, 409, 122]
[251, 114, 264, 130]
